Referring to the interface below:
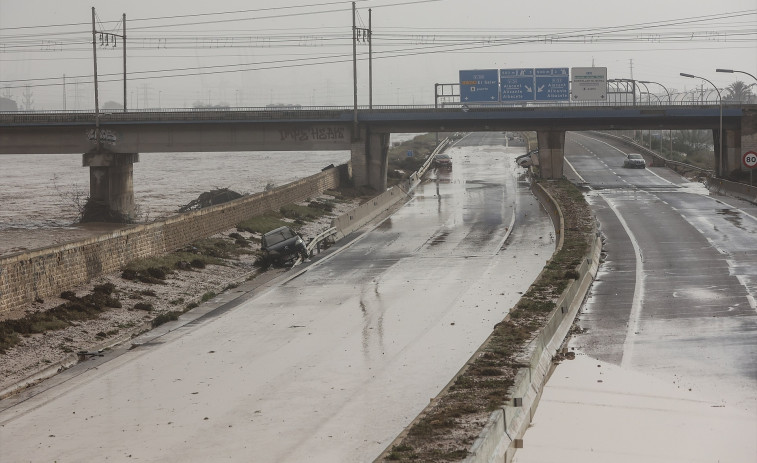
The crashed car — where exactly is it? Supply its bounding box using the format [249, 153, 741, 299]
[434, 154, 452, 169]
[623, 153, 646, 169]
[515, 148, 538, 168]
[261, 226, 309, 266]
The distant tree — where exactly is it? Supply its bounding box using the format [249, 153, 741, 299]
[102, 100, 124, 110]
[192, 101, 230, 109]
[21, 86, 34, 111]
[723, 80, 755, 103]
[0, 97, 18, 111]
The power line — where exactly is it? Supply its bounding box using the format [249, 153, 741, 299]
[2, 8, 754, 91]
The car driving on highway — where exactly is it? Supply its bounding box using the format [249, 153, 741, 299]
[434, 153, 452, 169]
[623, 153, 646, 169]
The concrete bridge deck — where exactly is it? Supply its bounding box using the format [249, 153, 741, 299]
[1, 104, 754, 221]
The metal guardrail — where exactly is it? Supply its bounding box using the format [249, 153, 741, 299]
[1, 102, 752, 124]
[411, 137, 451, 182]
[593, 131, 715, 176]
[292, 226, 338, 267]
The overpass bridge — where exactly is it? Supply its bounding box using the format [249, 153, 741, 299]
[1, 104, 755, 221]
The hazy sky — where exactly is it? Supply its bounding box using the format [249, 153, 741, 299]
[1, 0, 755, 109]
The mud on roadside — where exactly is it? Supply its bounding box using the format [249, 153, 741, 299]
[0, 194, 359, 396]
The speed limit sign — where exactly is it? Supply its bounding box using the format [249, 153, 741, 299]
[744, 151, 757, 169]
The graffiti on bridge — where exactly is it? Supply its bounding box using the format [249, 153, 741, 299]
[86, 129, 118, 146]
[279, 127, 346, 142]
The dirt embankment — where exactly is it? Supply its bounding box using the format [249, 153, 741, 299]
[0, 192, 359, 395]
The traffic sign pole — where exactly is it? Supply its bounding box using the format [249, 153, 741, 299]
[743, 151, 757, 186]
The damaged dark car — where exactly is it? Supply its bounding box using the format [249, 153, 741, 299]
[261, 226, 309, 266]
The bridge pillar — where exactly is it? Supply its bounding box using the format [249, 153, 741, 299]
[738, 109, 757, 176]
[82, 152, 139, 222]
[714, 128, 745, 178]
[351, 130, 389, 192]
[536, 130, 565, 179]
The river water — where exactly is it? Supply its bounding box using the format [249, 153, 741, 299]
[0, 134, 420, 255]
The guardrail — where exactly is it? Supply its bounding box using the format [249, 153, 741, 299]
[313, 136, 451, 263]
[292, 227, 339, 266]
[410, 137, 451, 183]
[707, 177, 757, 204]
[1, 102, 752, 123]
[592, 131, 714, 176]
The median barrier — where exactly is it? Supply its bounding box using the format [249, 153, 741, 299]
[707, 177, 757, 204]
[330, 137, 451, 239]
[462, 182, 602, 463]
[330, 185, 407, 239]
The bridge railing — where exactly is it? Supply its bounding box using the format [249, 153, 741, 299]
[1, 99, 751, 123]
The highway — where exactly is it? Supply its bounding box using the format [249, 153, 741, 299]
[0, 132, 554, 462]
[515, 132, 757, 462]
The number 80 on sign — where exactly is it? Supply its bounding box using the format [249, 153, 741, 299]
[743, 151, 757, 169]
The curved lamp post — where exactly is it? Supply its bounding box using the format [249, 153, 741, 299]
[637, 81, 655, 148]
[681, 72, 723, 176]
[716, 68, 757, 83]
[640, 80, 672, 155]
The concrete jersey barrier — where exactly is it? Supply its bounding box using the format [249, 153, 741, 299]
[462, 182, 601, 463]
[331, 137, 451, 239]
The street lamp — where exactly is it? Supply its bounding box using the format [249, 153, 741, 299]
[639, 80, 672, 156]
[637, 81, 654, 148]
[716, 68, 757, 83]
[681, 72, 723, 176]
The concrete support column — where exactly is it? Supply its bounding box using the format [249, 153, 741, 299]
[536, 130, 566, 180]
[82, 152, 139, 222]
[740, 109, 757, 175]
[724, 129, 741, 176]
[367, 132, 390, 191]
[350, 128, 389, 192]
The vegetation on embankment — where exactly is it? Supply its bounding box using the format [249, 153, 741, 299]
[386, 133, 454, 185]
[380, 179, 594, 463]
[0, 198, 339, 355]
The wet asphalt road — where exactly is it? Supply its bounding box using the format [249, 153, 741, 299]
[0, 132, 555, 462]
[514, 132, 757, 463]
[567, 132, 757, 403]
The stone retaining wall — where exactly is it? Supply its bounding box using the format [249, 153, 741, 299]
[0, 165, 345, 319]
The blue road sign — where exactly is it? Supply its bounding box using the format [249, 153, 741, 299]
[459, 69, 499, 102]
[534, 67, 569, 101]
[500, 68, 534, 101]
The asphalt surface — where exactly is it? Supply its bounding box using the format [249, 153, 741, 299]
[0, 132, 556, 462]
[516, 132, 757, 462]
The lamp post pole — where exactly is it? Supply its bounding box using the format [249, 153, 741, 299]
[91, 7, 100, 151]
[637, 81, 652, 148]
[681, 72, 723, 176]
[716, 68, 757, 83]
[640, 80, 672, 156]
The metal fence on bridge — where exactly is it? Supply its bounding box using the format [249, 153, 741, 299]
[0, 100, 750, 124]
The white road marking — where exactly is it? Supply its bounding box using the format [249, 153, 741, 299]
[563, 157, 587, 184]
[572, 132, 677, 186]
[603, 193, 646, 369]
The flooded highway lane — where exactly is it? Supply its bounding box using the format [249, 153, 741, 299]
[0, 132, 555, 462]
[515, 132, 757, 463]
